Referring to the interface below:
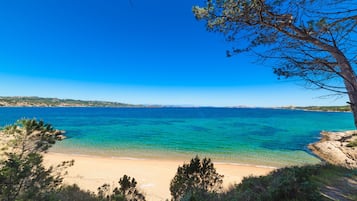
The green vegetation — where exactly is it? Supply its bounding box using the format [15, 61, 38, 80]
[179, 164, 357, 201]
[224, 165, 323, 201]
[50, 175, 147, 201]
[347, 138, 357, 147]
[98, 175, 146, 201]
[294, 106, 351, 112]
[50, 175, 146, 201]
[170, 156, 223, 201]
[50, 184, 100, 201]
[0, 96, 136, 107]
[0, 119, 73, 201]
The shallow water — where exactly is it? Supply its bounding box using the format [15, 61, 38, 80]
[0, 107, 354, 167]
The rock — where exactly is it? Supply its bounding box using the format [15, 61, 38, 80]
[309, 131, 357, 169]
[54, 129, 66, 140]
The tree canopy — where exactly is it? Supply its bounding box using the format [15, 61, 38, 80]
[193, 0, 357, 127]
[170, 156, 223, 201]
[97, 174, 146, 201]
[0, 119, 72, 201]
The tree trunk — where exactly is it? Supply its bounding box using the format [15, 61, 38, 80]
[340, 64, 357, 128]
[348, 91, 357, 128]
[332, 52, 357, 128]
[312, 40, 357, 128]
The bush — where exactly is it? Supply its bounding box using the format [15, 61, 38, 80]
[222, 165, 323, 201]
[170, 156, 223, 201]
[51, 184, 101, 201]
[346, 138, 357, 147]
[98, 174, 146, 201]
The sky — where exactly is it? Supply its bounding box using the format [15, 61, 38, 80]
[0, 0, 348, 107]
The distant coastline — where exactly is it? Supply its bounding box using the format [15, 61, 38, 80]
[280, 105, 351, 112]
[0, 96, 139, 107]
[0, 96, 351, 112]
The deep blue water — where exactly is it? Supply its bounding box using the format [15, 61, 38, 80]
[0, 107, 354, 167]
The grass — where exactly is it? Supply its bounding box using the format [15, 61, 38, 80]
[346, 138, 357, 147]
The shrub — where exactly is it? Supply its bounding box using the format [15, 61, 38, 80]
[346, 139, 357, 147]
[170, 156, 223, 201]
[223, 165, 323, 201]
[98, 174, 146, 201]
[51, 184, 101, 201]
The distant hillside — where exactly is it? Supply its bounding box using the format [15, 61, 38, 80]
[283, 105, 351, 112]
[0, 96, 138, 107]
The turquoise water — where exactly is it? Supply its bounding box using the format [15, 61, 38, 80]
[0, 107, 354, 167]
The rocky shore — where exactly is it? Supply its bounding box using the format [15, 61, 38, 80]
[309, 130, 357, 169]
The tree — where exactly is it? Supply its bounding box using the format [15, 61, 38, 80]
[193, 0, 357, 127]
[52, 184, 102, 201]
[0, 119, 73, 201]
[98, 175, 146, 201]
[170, 156, 223, 201]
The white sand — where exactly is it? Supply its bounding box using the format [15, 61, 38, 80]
[44, 152, 274, 201]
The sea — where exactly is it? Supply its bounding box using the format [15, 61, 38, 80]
[0, 107, 354, 167]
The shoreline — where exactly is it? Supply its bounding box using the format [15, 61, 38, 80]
[44, 152, 275, 201]
[49, 147, 281, 169]
[50, 144, 321, 168]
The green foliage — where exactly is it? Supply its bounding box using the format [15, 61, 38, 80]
[170, 156, 223, 201]
[0, 119, 73, 201]
[50, 184, 102, 201]
[98, 175, 146, 201]
[97, 183, 112, 200]
[0, 153, 61, 201]
[346, 138, 357, 147]
[2, 119, 65, 155]
[170, 163, 356, 201]
[51, 176, 147, 201]
[179, 189, 219, 201]
[232, 165, 323, 201]
[214, 165, 323, 201]
[221, 164, 357, 201]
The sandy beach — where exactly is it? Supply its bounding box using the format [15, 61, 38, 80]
[44, 152, 275, 201]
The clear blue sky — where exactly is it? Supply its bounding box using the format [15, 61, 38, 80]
[0, 0, 347, 106]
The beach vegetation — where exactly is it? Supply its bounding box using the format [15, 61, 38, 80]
[98, 174, 146, 201]
[346, 138, 357, 147]
[181, 164, 357, 201]
[193, 0, 357, 128]
[170, 156, 223, 201]
[41, 175, 147, 201]
[224, 165, 323, 201]
[49, 184, 100, 201]
[0, 119, 73, 201]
